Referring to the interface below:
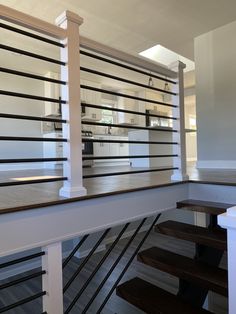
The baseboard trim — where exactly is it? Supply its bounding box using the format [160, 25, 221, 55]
[197, 160, 236, 169]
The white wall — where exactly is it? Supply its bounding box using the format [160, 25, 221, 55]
[0, 72, 45, 170]
[195, 20, 236, 168]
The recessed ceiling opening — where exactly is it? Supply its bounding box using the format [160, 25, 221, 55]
[139, 44, 195, 72]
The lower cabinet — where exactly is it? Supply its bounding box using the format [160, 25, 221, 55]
[43, 132, 63, 169]
[93, 136, 129, 166]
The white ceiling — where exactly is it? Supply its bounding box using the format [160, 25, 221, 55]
[2, 0, 236, 60]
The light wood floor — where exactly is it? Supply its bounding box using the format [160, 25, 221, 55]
[0, 229, 228, 314]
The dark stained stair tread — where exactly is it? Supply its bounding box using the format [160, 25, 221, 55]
[155, 220, 227, 250]
[116, 277, 213, 314]
[137, 247, 227, 296]
[176, 199, 233, 215]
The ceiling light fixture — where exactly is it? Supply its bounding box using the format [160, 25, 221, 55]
[162, 81, 171, 102]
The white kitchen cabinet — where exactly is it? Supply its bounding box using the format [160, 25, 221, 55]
[93, 135, 129, 166]
[109, 142, 120, 156]
[128, 130, 173, 168]
[81, 79, 102, 121]
[43, 132, 63, 169]
[117, 90, 138, 125]
[119, 140, 129, 156]
[93, 137, 110, 157]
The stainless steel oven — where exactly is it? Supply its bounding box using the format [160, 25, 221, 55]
[82, 131, 94, 167]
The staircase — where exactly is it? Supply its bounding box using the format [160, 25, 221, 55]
[117, 199, 230, 314]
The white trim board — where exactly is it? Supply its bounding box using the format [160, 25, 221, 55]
[197, 160, 236, 169]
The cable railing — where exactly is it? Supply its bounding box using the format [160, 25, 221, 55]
[0, 211, 162, 313]
[80, 49, 176, 84]
[0, 251, 46, 313]
[81, 102, 177, 120]
[79, 37, 188, 181]
[80, 66, 177, 95]
[63, 213, 161, 314]
[0, 2, 187, 196]
[0, 5, 190, 314]
[80, 84, 176, 108]
[0, 6, 69, 189]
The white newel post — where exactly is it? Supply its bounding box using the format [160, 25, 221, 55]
[218, 207, 236, 314]
[56, 11, 87, 198]
[170, 61, 189, 181]
[42, 242, 63, 314]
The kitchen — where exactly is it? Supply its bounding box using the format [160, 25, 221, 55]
[0, 43, 196, 175]
[42, 73, 176, 171]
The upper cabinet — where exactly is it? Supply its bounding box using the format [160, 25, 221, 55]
[117, 90, 138, 125]
[81, 79, 102, 121]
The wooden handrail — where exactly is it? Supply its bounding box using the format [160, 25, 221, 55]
[0, 4, 66, 39]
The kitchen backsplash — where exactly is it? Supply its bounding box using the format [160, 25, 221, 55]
[43, 117, 128, 136]
[81, 124, 129, 136]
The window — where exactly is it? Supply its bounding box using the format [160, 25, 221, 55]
[189, 115, 196, 130]
[100, 104, 116, 124]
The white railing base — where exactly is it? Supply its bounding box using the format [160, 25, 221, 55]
[59, 186, 87, 198]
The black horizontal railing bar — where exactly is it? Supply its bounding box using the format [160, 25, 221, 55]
[0, 113, 66, 123]
[83, 138, 178, 145]
[0, 90, 66, 104]
[81, 218, 147, 314]
[63, 228, 111, 294]
[0, 270, 46, 290]
[0, 22, 64, 48]
[0, 177, 67, 187]
[80, 50, 176, 84]
[0, 291, 46, 313]
[0, 44, 65, 66]
[81, 102, 176, 120]
[82, 121, 177, 133]
[0, 67, 66, 85]
[0, 157, 67, 163]
[0, 136, 67, 142]
[65, 223, 130, 314]
[63, 234, 89, 269]
[83, 167, 178, 179]
[97, 214, 161, 313]
[80, 67, 176, 96]
[83, 154, 177, 161]
[0, 252, 45, 269]
[81, 85, 176, 108]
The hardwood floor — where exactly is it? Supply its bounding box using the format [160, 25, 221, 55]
[0, 230, 227, 313]
[1, 162, 236, 212]
[0, 163, 231, 313]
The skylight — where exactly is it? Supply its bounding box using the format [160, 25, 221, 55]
[139, 44, 195, 72]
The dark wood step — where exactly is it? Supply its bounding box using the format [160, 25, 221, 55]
[116, 277, 212, 314]
[176, 199, 233, 215]
[155, 220, 227, 250]
[137, 247, 227, 296]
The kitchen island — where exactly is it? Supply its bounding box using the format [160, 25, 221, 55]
[128, 129, 174, 168]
